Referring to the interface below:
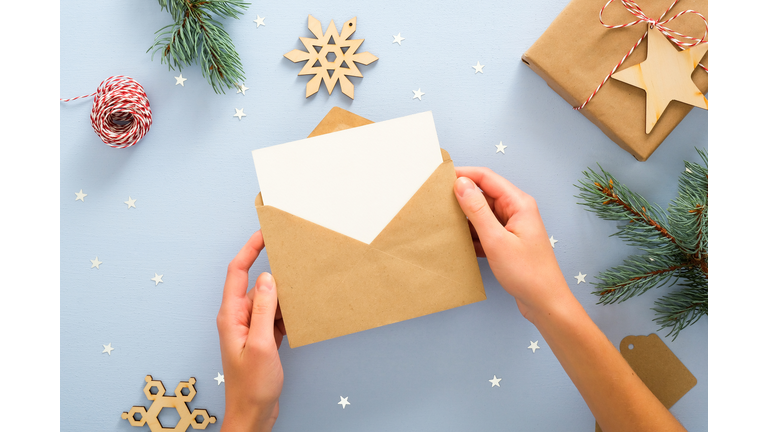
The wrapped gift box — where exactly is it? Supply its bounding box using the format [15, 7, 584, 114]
[521, 0, 708, 161]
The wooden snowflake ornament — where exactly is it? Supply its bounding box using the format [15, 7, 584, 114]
[284, 15, 378, 99]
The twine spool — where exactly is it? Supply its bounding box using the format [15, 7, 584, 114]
[60, 76, 152, 149]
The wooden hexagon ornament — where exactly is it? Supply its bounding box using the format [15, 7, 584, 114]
[121, 375, 216, 431]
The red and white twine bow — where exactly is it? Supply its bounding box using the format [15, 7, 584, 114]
[60, 76, 152, 148]
[574, 0, 708, 110]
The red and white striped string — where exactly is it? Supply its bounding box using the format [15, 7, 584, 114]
[574, 0, 708, 111]
[60, 76, 152, 149]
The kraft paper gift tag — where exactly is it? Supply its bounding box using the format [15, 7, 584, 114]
[595, 333, 697, 432]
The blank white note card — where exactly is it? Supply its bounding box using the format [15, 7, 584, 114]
[252, 111, 443, 244]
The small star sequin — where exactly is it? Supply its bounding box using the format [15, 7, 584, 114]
[338, 396, 350, 409]
[489, 375, 502, 387]
[174, 74, 187, 86]
[528, 341, 540, 353]
[549, 235, 558, 248]
[575, 272, 587, 284]
[102, 343, 115, 355]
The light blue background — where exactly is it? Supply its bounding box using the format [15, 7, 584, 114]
[60, 1, 707, 431]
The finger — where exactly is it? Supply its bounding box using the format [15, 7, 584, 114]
[455, 167, 530, 214]
[454, 177, 509, 252]
[223, 231, 265, 306]
[246, 272, 279, 350]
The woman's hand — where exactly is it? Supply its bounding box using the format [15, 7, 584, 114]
[217, 231, 286, 432]
[453, 167, 570, 324]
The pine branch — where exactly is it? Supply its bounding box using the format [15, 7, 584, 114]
[667, 151, 708, 275]
[149, 0, 249, 94]
[593, 253, 689, 304]
[575, 149, 708, 338]
[651, 272, 708, 340]
[576, 165, 677, 252]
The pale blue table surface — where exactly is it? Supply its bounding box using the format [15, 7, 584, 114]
[60, 1, 708, 430]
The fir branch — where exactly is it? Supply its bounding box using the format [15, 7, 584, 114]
[651, 273, 708, 340]
[593, 253, 688, 304]
[575, 149, 708, 338]
[149, 0, 249, 94]
[576, 165, 677, 251]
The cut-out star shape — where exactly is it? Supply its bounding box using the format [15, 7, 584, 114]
[495, 141, 507, 154]
[489, 375, 502, 387]
[174, 74, 187, 86]
[151, 273, 164, 286]
[338, 396, 350, 409]
[575, 272, 587, 284]
[472, 61, 485, 73]
[124, 197, 136, 209]
[75, 189, 87, 201]
[90, 257, 102, 269]
[102, 343, 115, 355]
[392, 33, 405, 45]
[236, 83, 249, 95]
[611, 24, 708, 133]
[528, 341, 540, 353]
[215, 373, 225, 385]
[412, 88, 425, 100]
[549, 235, 558, 248]
[254, 15, 266, 27]
[234, 108, 246, 120]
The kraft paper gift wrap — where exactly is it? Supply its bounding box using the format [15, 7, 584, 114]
[522, 0, 708, 161]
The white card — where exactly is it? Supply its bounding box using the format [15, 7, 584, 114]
[252, 111, 443, 244]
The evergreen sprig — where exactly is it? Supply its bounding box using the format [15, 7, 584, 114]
[148, 0, 249, 94]
[575, 149, 708, 339]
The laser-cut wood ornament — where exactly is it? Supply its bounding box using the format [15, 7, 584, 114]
[594, 334, 697, 432]
[121, 375, 216, 431]
[611, 24, 708, 134]
[284, 15, 378, 99]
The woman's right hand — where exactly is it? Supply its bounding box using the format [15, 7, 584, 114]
[452, 167, 570, 324]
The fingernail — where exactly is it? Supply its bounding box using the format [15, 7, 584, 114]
[456, 177, 476, 198]
[258, 273, 274, 292]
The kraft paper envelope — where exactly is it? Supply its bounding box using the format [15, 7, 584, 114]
[254, 107, 486, 348]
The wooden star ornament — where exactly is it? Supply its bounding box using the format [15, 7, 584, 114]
[284, 15, 378, 99]
[611, 25, 708, 134]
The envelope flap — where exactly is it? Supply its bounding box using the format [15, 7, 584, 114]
[308, 107, 374, 137]
[370, 153, 484, 294]
[255, 203, 369, 340]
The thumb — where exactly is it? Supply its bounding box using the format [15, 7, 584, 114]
[247, 272, 278, 348]
[454, 177, 507, 246]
